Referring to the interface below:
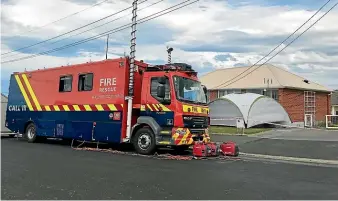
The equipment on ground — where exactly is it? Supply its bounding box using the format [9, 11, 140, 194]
[219, 141, 239, 157]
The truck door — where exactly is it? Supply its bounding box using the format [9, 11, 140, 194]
[144, 76, 174, 128]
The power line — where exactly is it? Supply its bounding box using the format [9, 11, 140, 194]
[30, 0, 165, 48]
[214, 1, 338, 90]
[4, 0, 110, 39]
[1, 0, 149, 57]
[1, 0, 199, 64]
[211, 0, 333, 90]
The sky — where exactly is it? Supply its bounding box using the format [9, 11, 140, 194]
[1, 0, 338, 95]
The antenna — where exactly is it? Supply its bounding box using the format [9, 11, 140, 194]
[105, 34, 110, 60]
[167, 46, 173, 64]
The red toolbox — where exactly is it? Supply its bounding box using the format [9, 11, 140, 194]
[193, 142, 219, 157]
[219, 141, 239, 157]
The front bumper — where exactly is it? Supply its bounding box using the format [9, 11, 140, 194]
[157, 127, 210, 146]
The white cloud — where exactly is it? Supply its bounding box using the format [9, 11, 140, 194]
[1, 0, 338, 90]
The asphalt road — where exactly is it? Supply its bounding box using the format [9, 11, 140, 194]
[2, 137, 338, 200]
[210, 134, 338, 160]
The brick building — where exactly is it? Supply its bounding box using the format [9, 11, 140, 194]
[200, 64, 332, 127]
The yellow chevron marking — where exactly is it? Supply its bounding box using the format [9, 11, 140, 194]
[152, 104, 159, 111]
[14, 75, 33, 111]
[44, 106, 51, 111]
[146, 104, 153, 111]
[84, 105, 92, 111]
[62, 105, 70, 111]
[21, 74, 42, 111]
[107, 104, 117, 111]
[158, 104, 171, 112]
[73, 105, 81, 111]
[53, 105, 60, 111]
[95, 104, 104, 111]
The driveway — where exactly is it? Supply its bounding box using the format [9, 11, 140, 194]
[210, 128, 338, 161]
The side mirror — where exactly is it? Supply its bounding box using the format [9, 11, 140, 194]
[202, 85, 208, 101]
[157, 85, 165, 98]
[202, 85, 207, 94]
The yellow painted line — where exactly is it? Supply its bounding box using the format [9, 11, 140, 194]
[21, 74, 42, 111]
[107, 104, 117, 111]
[53, 105, 60, 111]
[62, 105, 70, 111]
[240, 152, 338, 165]
[44, 106, 51, 111]
[73, 105, 81, 111]
[14, 75, 33, 111]
[84, 105, 92, 111]
[95, 104, 104, 111]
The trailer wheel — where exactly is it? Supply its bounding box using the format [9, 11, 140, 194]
[25, 122, 37, 143]
[132, 127, 156, 155]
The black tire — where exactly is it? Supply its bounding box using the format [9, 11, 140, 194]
[25, 122, 37, 143]
[132, 127, 156, 155]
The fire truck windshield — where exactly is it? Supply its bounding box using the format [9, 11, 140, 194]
[173, 76, 207, 105]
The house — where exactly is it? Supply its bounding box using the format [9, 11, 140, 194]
[200, 64, 332, 127]
[331, 90, 338, 115]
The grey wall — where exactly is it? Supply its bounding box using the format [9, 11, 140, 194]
[1, 94, 11, 133]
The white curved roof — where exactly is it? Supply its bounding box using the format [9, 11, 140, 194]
[209, 93, 291, 128]
[218, 93, 263, 123]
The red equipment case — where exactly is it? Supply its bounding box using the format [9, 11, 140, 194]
[193, 141, 219, 157]
[219, 141, 239, 157]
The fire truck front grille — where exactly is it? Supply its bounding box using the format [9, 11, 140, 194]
[183, 116, 208, 128]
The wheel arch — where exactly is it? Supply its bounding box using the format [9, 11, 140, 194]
[131, 116, 160, 139]
[24, 120, 35, 133]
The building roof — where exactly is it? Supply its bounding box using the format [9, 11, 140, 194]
[200, 64, 331, 92]
[331, 90, 338, 105]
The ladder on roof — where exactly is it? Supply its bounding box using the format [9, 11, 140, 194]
[304, 91, 316, 127]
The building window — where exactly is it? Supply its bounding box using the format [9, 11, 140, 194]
[59, 75, 72, 92]
[218, 90, 227, 98]
[271, 90, 279, 101]
[150, 77, 171, 103]
[78, 73, 93, 91]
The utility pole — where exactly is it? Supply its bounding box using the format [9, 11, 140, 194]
[125, 0, 138, 142]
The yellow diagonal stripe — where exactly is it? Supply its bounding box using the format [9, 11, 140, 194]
[53, 105, 60, 111]
[21, 74, 42, 111]
[84, 105, 92, 111]
[14, 75, 33, 111]
[158, 104, 171, 112]
[73, 105, 81, 111]
[107, 104, 117, 111]
[95, 104, 104, 111]
[152, 104, 159, 111]
[44, 106, 51, 111]
[62, 105, 70, 111]
[146, 104, 153, 111]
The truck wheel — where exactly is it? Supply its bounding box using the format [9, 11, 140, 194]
[25, 123, 37, 143]
[132, 127, 156, 155]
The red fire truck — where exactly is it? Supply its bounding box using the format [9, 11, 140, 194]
[5, 57, 210, 154]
